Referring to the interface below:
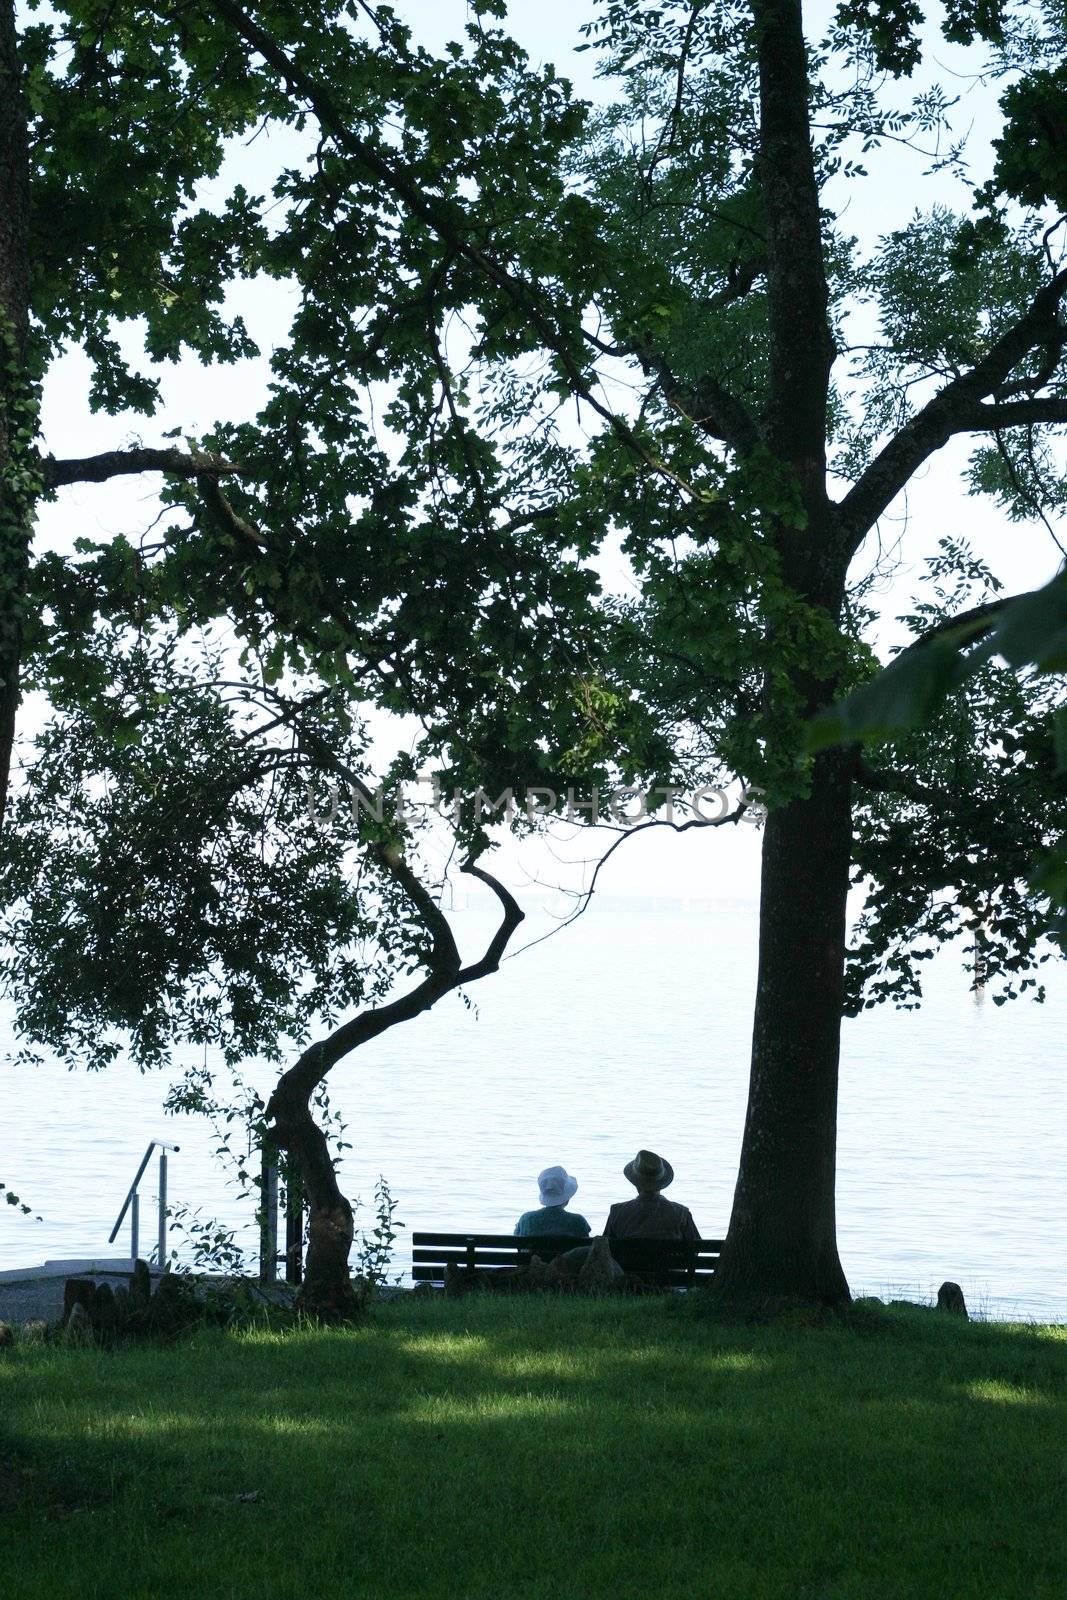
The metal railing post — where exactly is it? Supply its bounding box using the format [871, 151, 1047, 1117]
[285, 1167, 303, 1286]
[157, 1149, 168, 1269]
[110, 1141, 179, 1268]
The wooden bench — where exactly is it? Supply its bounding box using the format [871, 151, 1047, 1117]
[411, 1232, 723, 1288]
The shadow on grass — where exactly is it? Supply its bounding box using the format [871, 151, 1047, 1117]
[1, 1297, 1064, 1599]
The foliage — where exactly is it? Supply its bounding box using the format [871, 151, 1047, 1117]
[1, 623, 428, 1071]
[165, 1204, 249, 1277]
[1, 1178, 38, 1218]
[8, 0, 1062, 1025]
[810, 562, 1067, 958]
[847, 656, 1065, 1006]
[5, 0, 1067, 1304]
[353, 1175, 404, 1290]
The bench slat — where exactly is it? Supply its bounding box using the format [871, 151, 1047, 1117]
[412, 1232, 724, 1251]
[413, 1248, 721, 1266]
[411, 1264, 717, 1284]
[413, 1249, 548, 1267]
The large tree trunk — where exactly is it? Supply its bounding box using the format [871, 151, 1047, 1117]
[712, 745, 853, 1306]
[705, 0, 852, 1308]
[0, 0, 32, 827]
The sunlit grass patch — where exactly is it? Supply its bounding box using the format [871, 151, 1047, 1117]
[405, 1390, 578, 1423]
[964, 1377, 1052, 1406]
[1, 1295, 1064, 1600]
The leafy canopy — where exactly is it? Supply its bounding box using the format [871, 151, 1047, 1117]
[7, 0, 1066, 1067]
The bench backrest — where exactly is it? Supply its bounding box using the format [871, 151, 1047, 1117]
[411, 1232, 723, 1287]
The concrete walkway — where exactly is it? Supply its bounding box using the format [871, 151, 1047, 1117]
[0, 1261, 158, 1328]
[0, 1260, 310, 1330]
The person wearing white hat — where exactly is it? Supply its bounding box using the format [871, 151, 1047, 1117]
[514, 1165, 591, 1238]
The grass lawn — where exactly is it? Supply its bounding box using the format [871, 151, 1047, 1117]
[1, 1294, 1064, 1599]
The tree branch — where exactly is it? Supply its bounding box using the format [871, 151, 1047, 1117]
[42, 447, 241, 490]
[195, 473, 267, 548]
[274, 849, 523, 1103]
[284, 721, 463, 982]
[852, 756, 947, 810]
[637, 345, 760, 455]
[963, 397, 1067, 430]
[642, 0, 707, 190]
[207, 0, 710, 503]
[457, 859, 525, 978]
[837, 269, 1067, 552]
[511, 803, 750, 959]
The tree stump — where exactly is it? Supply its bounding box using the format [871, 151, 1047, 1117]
[936, 1281, 968, 1319]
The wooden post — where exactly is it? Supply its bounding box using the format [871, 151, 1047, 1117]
[285, 1167, 304, 1286]
[260, 1150, 278, 1286]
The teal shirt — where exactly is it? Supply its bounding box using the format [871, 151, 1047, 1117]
[515, 1206, 591, 1238]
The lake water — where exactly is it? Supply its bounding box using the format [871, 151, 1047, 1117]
[2, 898, 1065, 1321]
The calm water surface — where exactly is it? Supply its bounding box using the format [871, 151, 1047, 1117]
[2, 899, 1064, 1320]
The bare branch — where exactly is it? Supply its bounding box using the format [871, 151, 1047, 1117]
[511, 804, 750, 959]
[837, 269, 1067, 553]
[42, 447, 241, 491]
[457, 859, 525, 977]
[273, 852, 523, 1102]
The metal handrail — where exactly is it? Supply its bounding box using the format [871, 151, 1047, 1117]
[109, 1141, 180, 1267]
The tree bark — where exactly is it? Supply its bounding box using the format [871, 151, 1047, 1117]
[708, 0, 852, 1307]
[0, 0, 32, 827]
[266, 1075, 364, 1320]
[712, 745, 853, 1305]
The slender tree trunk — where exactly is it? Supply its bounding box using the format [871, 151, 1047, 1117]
[262, 860, 523, 1317]
[0, 0, 32, 827]
[712, 746, 853, 1305]
[267, 1073, 363, 1320]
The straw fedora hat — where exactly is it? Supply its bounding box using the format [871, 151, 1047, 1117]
[538, 1165, 579, 1207]
[623, 1149, 674, 1191]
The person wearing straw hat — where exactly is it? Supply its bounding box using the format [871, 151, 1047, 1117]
[604, 1149, 700, 1240]
[514, 1165, 591, 1238]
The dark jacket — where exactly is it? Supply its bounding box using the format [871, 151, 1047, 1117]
[604, 1194, 700, 1241]
[515, 1205, 591, 1238]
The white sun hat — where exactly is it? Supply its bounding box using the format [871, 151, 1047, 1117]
[537, 1165, 579, 1207]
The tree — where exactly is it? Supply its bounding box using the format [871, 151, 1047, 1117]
[4, 0, 1065, 1310]
[2, 0, 617, 1309]
[3, 620, 527, 1315]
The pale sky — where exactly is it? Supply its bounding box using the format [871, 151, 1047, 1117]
[29, 0, 1065, 906]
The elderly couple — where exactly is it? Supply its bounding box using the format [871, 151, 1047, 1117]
[515, 1150, 700, 1242]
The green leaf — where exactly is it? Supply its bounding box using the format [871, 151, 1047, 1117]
[990, 578, 1067, 673]
[806, 640, 969, 749]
